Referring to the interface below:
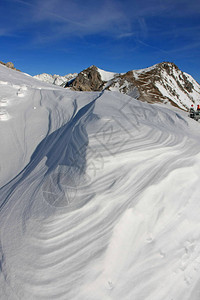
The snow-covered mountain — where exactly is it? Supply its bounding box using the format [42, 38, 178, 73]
[33, 63, 200, 111]
[1, 62, 200, 300]
[68, 63, 200, 110]
[33, 72, 77, 86]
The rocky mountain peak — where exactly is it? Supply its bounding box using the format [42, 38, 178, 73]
[66, 65, 104, 91]
[33, 61, 200, 110]
[157, 62, 194, 93]
[66, 61, 200, 110]
[106, 62, 199, 109]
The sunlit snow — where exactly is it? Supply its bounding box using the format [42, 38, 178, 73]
[1, 64, 200, 300]
[97, 67, 117, 81]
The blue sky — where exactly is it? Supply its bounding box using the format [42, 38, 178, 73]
[0, 0, 200, 82]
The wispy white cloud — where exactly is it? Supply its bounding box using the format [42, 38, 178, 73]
[0, 0, 131, 43]
[117, 32, 135, 39]
[1, 0, 200, 47]
[33, 0, 129, 36]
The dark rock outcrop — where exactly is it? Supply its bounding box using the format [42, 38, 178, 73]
[66, 65, 104, 91]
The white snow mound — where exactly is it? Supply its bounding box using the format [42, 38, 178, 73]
[1, 63, 200, 300]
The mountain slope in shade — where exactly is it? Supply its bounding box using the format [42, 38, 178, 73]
[1, 63, 200, 300]
[68, 63, 200, 110]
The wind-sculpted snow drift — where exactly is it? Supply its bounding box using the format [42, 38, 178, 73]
[1, 64, 200, 299]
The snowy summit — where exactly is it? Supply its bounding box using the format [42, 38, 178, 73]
[34, 63, 200, 111]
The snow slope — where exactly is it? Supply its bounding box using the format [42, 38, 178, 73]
[154, 66, 200, 110]
[97, 67, 117, 81]
[1, 64, 200, 300]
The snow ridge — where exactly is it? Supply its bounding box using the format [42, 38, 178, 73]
[1, 64, 200, 300]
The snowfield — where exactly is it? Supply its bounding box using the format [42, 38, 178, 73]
[1, 64, 200, 300]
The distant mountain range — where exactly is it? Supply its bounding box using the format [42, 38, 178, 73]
[34, 62, 200, 110]
[33, 72, 78, 87]
[1, 60, 199, 110]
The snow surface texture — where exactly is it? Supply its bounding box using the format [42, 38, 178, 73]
[1, 64, 200, 300]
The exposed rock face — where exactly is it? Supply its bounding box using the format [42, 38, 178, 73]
[33, 62, 200, 110]
[66, 65, 104, 91]
[2, 59, 199, 110]
[6, 62, 14, 69]
[0, 61, 19, 71]
[133, 62, 195, 108]
[131, 62, 199, 110]
[68, 62, 200, 110]
[106, 62, 198, 108]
